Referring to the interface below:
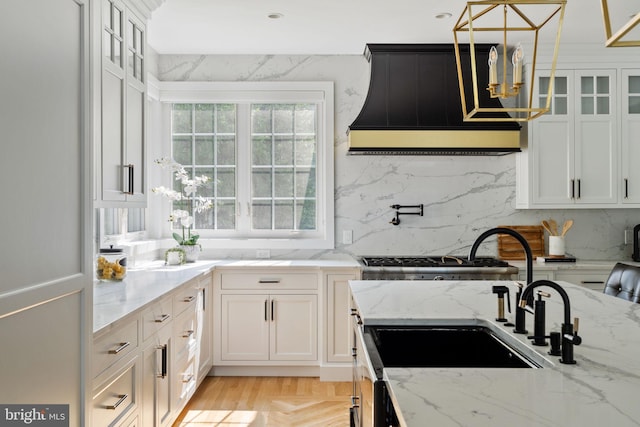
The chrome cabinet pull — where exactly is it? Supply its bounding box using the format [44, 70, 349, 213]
[582, 281, 604, 284]
[157, 344, 168, 378]
[123, 164, 134, 195]
[571, 179, 575, 199]
[183, 295, 195, 303]
[271, 299, 275, 321]
[577, 179, 581, 198]
[108, 342, 130, 355]
[182, 374, 194, 383]
[258, 279, 280, 284]
[106, 394, 128, 410]
[182, 329, 194, 338]
[264, 300, 268, 321]
[155, 314, 170, 323]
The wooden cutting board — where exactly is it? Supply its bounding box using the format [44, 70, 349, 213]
[497, 225, 545, 260]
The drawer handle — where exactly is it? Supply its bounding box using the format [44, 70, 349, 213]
[183, 295, 195, 303]
[582, 281, 604, 284]
[106, 394, 128, 410]
[182, 329, 194, 338]
[108, 342, 130, 355]
[258, 279, 280, 284]
[155, 314, 170, 323]
[182, 374, 194, 383]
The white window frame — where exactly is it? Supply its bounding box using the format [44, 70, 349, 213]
[154, 81, 335, 250]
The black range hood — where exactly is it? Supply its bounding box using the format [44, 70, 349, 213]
[347, 44, 521, 156]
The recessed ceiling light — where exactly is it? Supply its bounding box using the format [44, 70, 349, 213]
[268, 12, 284, 19]
[435, 12, 452, 19]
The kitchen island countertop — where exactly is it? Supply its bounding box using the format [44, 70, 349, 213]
[349, 279, 640, 427]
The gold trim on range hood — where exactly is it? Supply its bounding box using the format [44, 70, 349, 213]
[348, 129, 521, 155]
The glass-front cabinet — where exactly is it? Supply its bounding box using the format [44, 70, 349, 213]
[518, 69, 618, 207]
[621, 71, 640, 204]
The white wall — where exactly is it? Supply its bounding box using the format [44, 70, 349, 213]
[153, 53, 640, 261]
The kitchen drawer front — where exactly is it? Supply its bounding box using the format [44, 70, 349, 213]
[173, 305, 198, 362]
[93, 319, 138, 378]
[220, 272, 318, 290]
[173, 354, 197, 412]
[142, 297, 173, 342]
[555, 271, 609, 291]
[93, 357, 138, 427]
[173, 283, 199, 316]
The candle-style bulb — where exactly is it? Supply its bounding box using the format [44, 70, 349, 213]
[488, 45, 498, 85]
[512, 43, 524, 85]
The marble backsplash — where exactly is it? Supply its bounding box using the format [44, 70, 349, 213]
[152, 53, 640, 262]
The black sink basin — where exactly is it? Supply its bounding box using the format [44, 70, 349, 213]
[366, 325, 541, 369]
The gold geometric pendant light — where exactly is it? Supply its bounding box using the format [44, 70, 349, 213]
[601, 0, 640, 47]
[453, 0, 566, 122]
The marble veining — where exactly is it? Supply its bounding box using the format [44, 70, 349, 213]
[153, 53, 640, 262]
[350, 280, 640, 426]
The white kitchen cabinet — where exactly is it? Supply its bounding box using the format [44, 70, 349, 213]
[98, 0, 146, 206]
[195, 276, 213, 381]
[555, 270, 610, 292]
[518, 69, 617, 208]
[92, 355, 139, 427]
[621, 70, 640, 204]
[220, 294, 318, 362]
[215, 269, 319, 365]
[141, 325, 172, 427]
[325, 271, 361, 364]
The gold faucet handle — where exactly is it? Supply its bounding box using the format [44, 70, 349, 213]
[574, 317, 579, 334]
[536, 290, 551, 298]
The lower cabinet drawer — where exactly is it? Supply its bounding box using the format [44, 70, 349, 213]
[173, 307, 198, 362]
[93, 358, 137, 427]
[220, 272, 318, 290]
[93, 319, 138, 378]
[173, 355, 197, 412]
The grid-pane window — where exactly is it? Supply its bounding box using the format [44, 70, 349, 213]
[171, 103, 237, 230]
[158, 81, 332, 248]
[250, 104, 317, 231]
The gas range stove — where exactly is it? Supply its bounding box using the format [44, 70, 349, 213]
[360, 256, 518, 280]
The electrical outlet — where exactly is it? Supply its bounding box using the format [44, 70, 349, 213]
[625, 229, 632, 245]
[343, 230, 353, 245]
[256, 249, 270, 259]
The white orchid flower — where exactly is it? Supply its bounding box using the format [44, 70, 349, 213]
[181, 215, 194, 228]
[171, 209, 189, 220]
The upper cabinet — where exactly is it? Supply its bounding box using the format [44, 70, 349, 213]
[517, 66, 640, 209]
[97, 0, 147, 207]
[621, 70, 640, 204]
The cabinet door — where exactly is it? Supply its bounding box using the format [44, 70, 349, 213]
[270, 295, 318, 361]
[196, 277, 213, 380]
[220, 294, 269, 361]
[326, 273, 358, 363]
[530, 71, 574, 205]
[574, 70, 617, 204]
[141, 327, 172, 427]
[124, 12, 145, 203]
[101, 0, 126, 202]
[621, 70, 640, 204]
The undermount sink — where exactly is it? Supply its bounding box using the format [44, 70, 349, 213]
[365, 323, 548, 369]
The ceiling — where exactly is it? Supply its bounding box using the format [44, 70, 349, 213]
[147, 0, 640, 55]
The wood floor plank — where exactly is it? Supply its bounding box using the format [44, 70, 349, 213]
[173, 377, 352, 427]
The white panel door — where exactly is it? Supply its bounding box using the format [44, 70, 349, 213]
[622, 70, 640, 204]
[270, 295, 318, 361]
[0, 1, 92, 426]
[220, 295, 269, 361]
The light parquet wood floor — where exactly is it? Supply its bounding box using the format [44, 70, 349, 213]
[172, 377, 352, 427]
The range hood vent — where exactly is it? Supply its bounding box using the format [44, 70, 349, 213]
[347, 44, 521, 156]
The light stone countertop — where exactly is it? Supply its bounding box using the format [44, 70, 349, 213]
[94, 258, 361, 334]
[349, 280, 640, 427]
